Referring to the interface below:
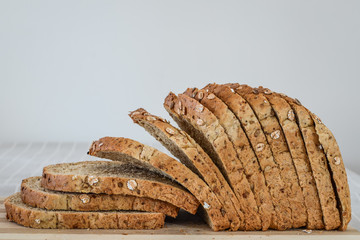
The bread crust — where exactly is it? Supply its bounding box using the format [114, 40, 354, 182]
[226, 84, 307, 229]
[129, 108, 242, 230]
[164, 92, 262, 231]
[21, 176, 179, 217]
[204, 83, 293, 230]
[89, 137, 229, 231]
[5, 193, 165, 229]
[41, 161, 199, 215]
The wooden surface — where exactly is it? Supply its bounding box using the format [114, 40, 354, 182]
[1, 198, 359, 240]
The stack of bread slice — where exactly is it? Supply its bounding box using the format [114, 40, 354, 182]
[5, 83, 351, 231]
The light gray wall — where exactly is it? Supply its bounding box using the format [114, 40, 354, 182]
[1, 0, 359, 172]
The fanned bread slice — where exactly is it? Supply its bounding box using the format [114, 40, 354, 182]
[275, 90, 345, 230]
[5, 193, 165, 229]
[234, 85, 324, 229]
[128, 108, 242, 231]
[163, 92, 262, 231]
[88, 137, 230, 231]
[41, 161, 199, 215]
[309, 111, 351, 230]
[183, 88, 274, 231]
[203, 84, 292, 230]
[252, 87, 341, 230]
[21, 176, 179, 217]
[225, 83, 307, 229]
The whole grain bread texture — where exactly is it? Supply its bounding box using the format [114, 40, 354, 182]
[129, 108, 243, 231]
[225, 83, 307, 229]
[231, 84, 324, 229]
[183, 87, 275, 231]
[5, 193, 165, 229]
[41, 161, 199, 215]
[163, 92, 262, 231]
[203, 83, 292, 230]
[21, 176, 179, 217]
[88, 137, 230, 231]
[251, 86, 341, 230]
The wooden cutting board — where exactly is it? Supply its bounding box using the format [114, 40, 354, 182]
[1, 197, 359, 240]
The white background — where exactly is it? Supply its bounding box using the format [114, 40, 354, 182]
[0, 1, 359, 173]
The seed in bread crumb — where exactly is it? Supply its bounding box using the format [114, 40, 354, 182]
[203, 202, 211, 209]
[288, 110, 295, 121]
[35, 219, 41, 224]
[196, 119, 204, 126]
[127, 180, 138, 191]
[197, 92, 204, 100]
[313, 114, 322, 124]
[130, 111, 140, 117]
[270, 130, 281, 140]
[303, 229, 312, 234]
[146, 116, 157, 121]
[230, 88, 235, 93]
[88, 176, 99, 186]
[318, 145, 323, 150]
[264, 100, 268, 103]
[72, 175, 78, 180]
[207, 93, 215, 100]
[252, 88, 259, 94]
[195, 104, 204, 113]
[256, 143, 265, 152]
[80, 194, 90, 204]
[98, 143, 103, 147]
[165, 127, 175, 135]
[264, 88, 272, 95]
[334, 157, 341, 165]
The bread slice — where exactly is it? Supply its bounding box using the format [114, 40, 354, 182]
[225, 83, 307, 229]
[5, 193, 165, 229]
[203, 83, 292, 230]
[309, 111, 351, 230]
[274, 90, 346, 230]
[88, 137, 230, 231]
[41, 161, 199, 215]
[183, 88, 274, 231]
[236, 85, 324, 229]
[21, 176, 179, 217]
[129, 108, 242, 230]
[163, 92, 262, 231]
[250, 87, 341, 230]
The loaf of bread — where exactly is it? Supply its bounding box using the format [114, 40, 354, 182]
[5, 82, 351, 231]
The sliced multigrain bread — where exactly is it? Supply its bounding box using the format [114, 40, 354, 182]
[237, 85, 324, 230]
[250, 87, 341, 230]
[41, 161, 199, 215]
[203, 83, 292, 230]
[21, 176, 179, 217]
[163, 92, 262, 231]
[226, 83, 307, 229]
[309, 111, 351, 230]
[5, 193, 165, 229]
[88, 137, 229, 231]
[277, 91, 347, 230]
[183, 87, 274, 231]
[128, 108, 242, 231]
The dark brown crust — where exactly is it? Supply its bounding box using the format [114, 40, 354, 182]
[164, 92, 262, 231]
[5, 193, 165, 229]
[204, 83, 292, 230]
[235, 85, 324, 229]
[129, 108, 242, 230]
[88, 137, 229, 231]
[21, 176, 179, 217]
[226, 84, 307, 229]
[251, 86, 341, 230]
[41, 161, 199, 215]
[183, 88, 273, 231]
